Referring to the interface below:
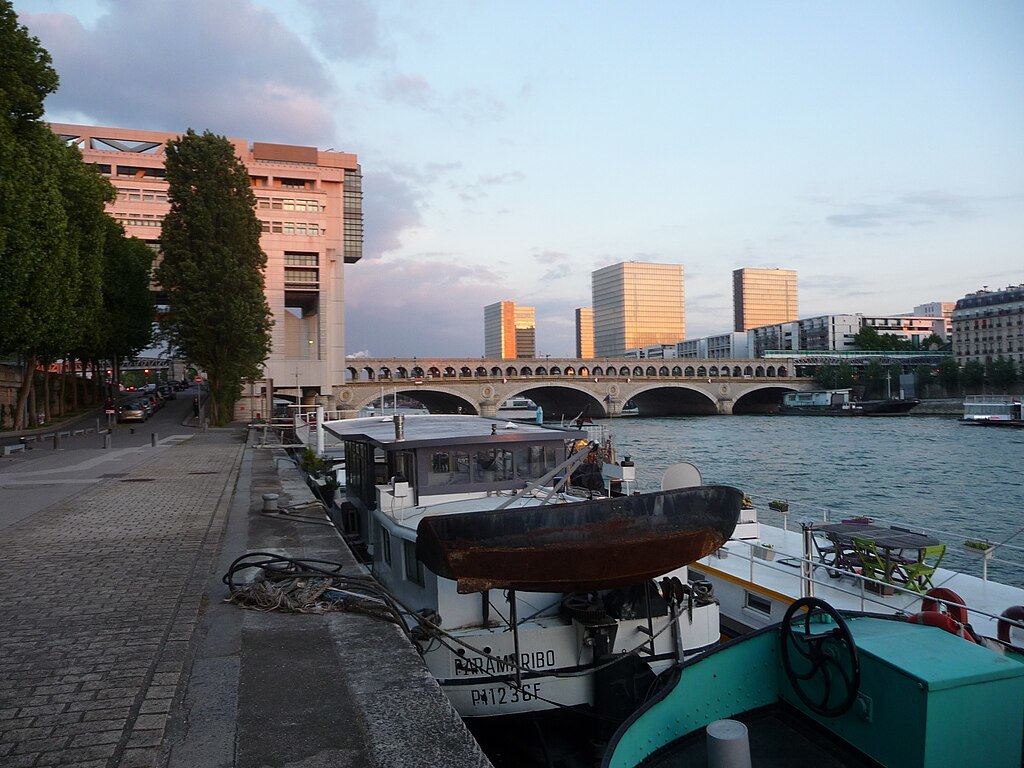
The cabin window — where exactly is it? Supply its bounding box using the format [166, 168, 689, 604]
[744, 592, 772, 617]
[428, 450, 470, 486]
[379, 525, 392, 566]
[404, 539, 424, 585]
[513, 445, 556, 480]
[474, 448, 513, 482]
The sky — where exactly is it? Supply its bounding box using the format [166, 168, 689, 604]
[14, 0, 1024, 358]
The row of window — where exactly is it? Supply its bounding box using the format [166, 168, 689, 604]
[116, 188, 169, 204]
[349, 364, 791, 381]
[260, 221, 323, 236]
[114, 215, 161, 228]
[256, 197, 323, 213]
[378, 527, 424, 586]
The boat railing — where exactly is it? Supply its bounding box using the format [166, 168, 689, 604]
[721, 538, 1024, 635]
[746, 494, 1024, 585]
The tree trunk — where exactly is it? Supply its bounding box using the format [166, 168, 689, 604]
[14, 355, 37, 430]
[42, 367, 52, 425]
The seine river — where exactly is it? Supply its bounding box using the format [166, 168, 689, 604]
[579, 414, 1024, 588]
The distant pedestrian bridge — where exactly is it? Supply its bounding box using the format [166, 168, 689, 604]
[336, 357, 816, 418]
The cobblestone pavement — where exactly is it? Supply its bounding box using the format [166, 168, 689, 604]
[0, 429, 245, 768]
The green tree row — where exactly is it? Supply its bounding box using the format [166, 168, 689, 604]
[815, 356, 1021, 399]
[0, 2, 154, 429]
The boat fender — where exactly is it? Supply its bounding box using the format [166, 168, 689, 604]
[921, 587, 970, 626]
[907, 611, 977, 643]
[998, 606, 1024, 645]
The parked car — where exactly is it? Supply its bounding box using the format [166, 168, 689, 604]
[158, 384, 176, 400]
[117, 399, 149, 423]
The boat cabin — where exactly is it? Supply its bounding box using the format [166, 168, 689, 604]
[782, 389, 854, 408]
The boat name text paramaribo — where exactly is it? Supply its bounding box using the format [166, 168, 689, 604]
[470, 683, 542, 708]
[455, 649, 556, 677]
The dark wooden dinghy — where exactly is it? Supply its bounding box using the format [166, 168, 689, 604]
[416, 486, 743, 593]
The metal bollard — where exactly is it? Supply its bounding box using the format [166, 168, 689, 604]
[707, 719, 751, 768]
[52, 433, 61, 450]
[262, 493, 279, 512]
[103, 433, 112, 449]
[151, 433, 158, 447]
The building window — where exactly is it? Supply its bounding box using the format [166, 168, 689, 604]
[380, 526, 392, 566]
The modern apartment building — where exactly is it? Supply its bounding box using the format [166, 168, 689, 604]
[483, 301, 536, 359]
[676, 333, 753, 359]
[575, 307, 594, 359]
[592, 262, 685, 357]
[748, 313, 945, 357]
[733, 268, 798, 331]
[952, 285, 1024, 366]
[51, 123, 362, 405]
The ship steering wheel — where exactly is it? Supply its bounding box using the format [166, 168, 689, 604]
[780, 597, 861, 718]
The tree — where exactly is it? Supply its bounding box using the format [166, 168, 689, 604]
[921, 333, 945, 350]
[156, 129, 272, 426]
[936, 357, 960, 396]
[961, 361, 985, 393]
[813, 362, 855, 389]
[852, 325, 913, 351]
[99, 218, 154, 387]
[987, 356, 1018, 393]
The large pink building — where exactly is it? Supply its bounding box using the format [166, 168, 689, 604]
[51, 123, 362, 407]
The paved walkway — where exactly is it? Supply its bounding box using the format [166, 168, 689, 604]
[0, 417, 490, 768]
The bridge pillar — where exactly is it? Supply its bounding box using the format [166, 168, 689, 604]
[716, 399, 734, 415]
[479, 400, 498, 418]
[605, 398, 623, 417]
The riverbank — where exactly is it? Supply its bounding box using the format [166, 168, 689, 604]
[0, 408, 490, 767]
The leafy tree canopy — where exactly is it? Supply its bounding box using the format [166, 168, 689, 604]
[156, 129, 272, 425]
[0, 1, 58, 129]
[852, 325, 913, 351]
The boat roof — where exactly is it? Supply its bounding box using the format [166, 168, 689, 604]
[322, 413, 586, 451]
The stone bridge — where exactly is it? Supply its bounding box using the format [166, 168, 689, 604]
[332, 357, 817, 418]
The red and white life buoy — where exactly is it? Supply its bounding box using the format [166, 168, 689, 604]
[907, 611, 977, 643]
[921, 587, 970, 626]
[998, 606, 1024, 645]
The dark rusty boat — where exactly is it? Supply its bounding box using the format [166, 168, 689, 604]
[416, 485, 743, 593]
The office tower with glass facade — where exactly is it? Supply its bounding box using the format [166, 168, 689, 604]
[733, 268, 798, 331]
[484, 301, 536, 359]
[575, 307, 594, 358]
[592, 262, 685, 357]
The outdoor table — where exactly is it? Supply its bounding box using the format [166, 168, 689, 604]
[814, 522, 942, 585]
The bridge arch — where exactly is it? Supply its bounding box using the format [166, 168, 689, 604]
[624, 383, 719, 416]
[731, 382, 801, 414]
[502, 382, 609, 420]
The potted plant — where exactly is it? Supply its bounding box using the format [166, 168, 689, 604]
[963, 538, 995, 558]
[768, 500, 789, 513]
[753, 542, 776, 561]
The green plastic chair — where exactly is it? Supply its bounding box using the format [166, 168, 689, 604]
[902, 544, 946, 592]
[852, 537, 887, 582]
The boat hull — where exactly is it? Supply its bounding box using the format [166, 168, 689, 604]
[781, 399, 918, 416]
[416, 485, 743, 593]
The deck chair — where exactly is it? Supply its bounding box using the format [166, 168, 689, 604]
[851, 537, 887, 583]
[902, 545, 946, 593]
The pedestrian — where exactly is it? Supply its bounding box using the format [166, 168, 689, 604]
[192, 398, 200, 418]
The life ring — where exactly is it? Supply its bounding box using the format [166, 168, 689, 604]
[921, 587, 969, 626]
[998, 606, 1024, 645]
[338, 389, 353, 403]
[607, 383, 620, 397]
[480, 384, 495, 399]
[908, 611, 977, 643]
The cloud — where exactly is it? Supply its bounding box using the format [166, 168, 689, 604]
[825, 191, 974, 229]
[378, 74, 505, 123]
[362, 169, 426, 258]
[24, 1, 337, 145]
[345, 257, 506, 356]
[302, 0, 389, 61]
[533, 250, 571, 281]
[457, 169, 525, 203]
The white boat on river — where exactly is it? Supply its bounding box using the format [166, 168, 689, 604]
[689, 499, 1024, 649]
[319, 413, 743, 717]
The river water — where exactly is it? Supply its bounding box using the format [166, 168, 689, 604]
[576, 414, 1024, 588]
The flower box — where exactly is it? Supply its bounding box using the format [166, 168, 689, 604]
[963, 541, 995, 559]
[753, 544, 776, 561]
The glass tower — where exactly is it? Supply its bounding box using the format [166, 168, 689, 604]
[733, 268, 798, 332]
[484, 301, 535, 359]
[592, 262, 685, 357]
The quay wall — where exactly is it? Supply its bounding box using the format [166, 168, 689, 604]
[913, 398, 964, 416]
